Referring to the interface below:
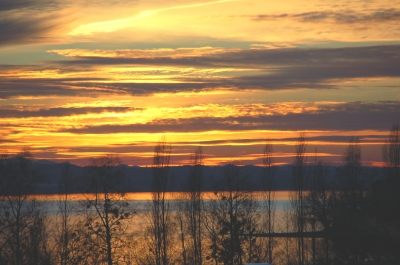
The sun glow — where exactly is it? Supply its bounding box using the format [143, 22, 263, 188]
[1, 0, 397, 167]
[68, 0, 239, 36]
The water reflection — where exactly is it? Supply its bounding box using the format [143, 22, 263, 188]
[37, 191, 292, 229]
[31, 191, 292, 201]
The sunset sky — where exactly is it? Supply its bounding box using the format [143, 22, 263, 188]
[1, 0, 399, 166]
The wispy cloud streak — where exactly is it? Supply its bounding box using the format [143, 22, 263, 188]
[2, 44, 394, 96]
[69, 0, 238, 36]
[56, 102, 400, 133]
[0, 106, 140, 118]
[251, 8, 400, 24]
[4, 44, 399, 96]
[0, 0, 65, 46]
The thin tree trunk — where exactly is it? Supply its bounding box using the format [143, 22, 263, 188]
[180, 218, 187, 265]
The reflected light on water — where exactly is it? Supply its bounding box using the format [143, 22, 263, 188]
[29, 191, 292, 201]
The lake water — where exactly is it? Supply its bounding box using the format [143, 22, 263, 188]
[35, 191, 291, 211]
[35, 191, 292, 229]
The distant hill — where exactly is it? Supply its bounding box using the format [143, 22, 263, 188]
[31, 161, 382, 194]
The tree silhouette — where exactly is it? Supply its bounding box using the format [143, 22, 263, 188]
[0, 150, 49, 265]
[290, 134, 307, 265]
[176, 146, 204, 265]
[55, 162, 77, 265]
[186, 146, 204, 265]
[81, 154, 130, 265]
[305, 153, 333, 265]
[150, 138, 173, 265]
[204, 163, 258, 265]
[261, 140, 275, 264]
[382, 123, 400, 178]
[331, 137, 365, 264]
[368, 123, 400, 263]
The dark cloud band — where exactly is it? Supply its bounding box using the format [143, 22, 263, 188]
[251, 8, 400, 24]
[0, 106, 141, 118]
[57, 102, 400, 133]
[1, 44, 399, 97]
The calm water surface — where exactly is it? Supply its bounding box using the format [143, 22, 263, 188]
[36, 191, 292, 228]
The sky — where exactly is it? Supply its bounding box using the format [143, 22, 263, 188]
[0, 0, 399, 166]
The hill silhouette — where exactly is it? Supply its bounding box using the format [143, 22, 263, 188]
[32, 161, 380, 194]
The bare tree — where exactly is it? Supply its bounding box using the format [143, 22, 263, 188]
[186, 146, 204, 265]
[290, 134, 307, 265]
[382, 123, 400, 178]
[366, 123, 400, 263]
[81, 154, 130, 265]
[308, 154, 319, 265]
[261, 140, 275, 264]
[56, 162, 76, 265]
[175, 146, 204, 265]
[281, 204, 296, 265]
[176, 201, 188, 265]
[305, 153, 333, 265]
[340, 137, 363, 204]
[150, 138, 172, 265]
[0, 150, 49, 265]
[204, 163, 258, 265]
[332, 137, 364, 264]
